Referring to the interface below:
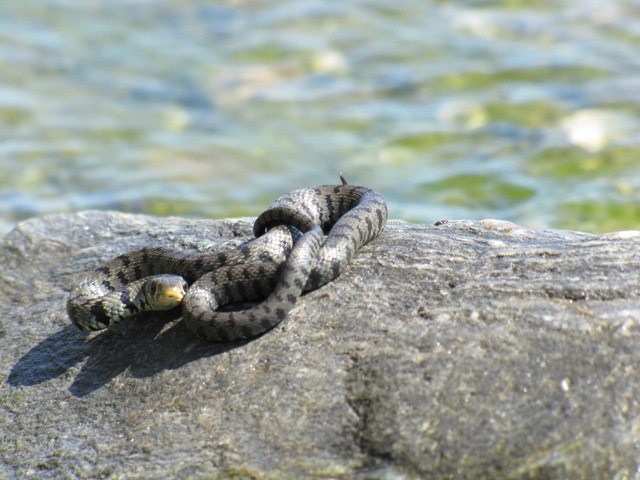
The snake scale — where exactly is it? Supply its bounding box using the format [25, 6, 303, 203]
[67, 178, 387, 341]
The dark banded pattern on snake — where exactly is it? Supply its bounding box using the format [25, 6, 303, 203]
[67, 180, 387, 341]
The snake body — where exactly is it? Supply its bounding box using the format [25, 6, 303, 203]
[67, 180, 387, 341]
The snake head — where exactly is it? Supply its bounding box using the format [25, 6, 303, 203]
[145, 275, 189, 311]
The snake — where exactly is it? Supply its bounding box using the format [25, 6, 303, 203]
[67, 177, 387, 341]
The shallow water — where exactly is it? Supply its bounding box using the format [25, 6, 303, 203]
[1, 0, 640, 237]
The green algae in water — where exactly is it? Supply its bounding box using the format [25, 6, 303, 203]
[0, 107, 33, 126]
[484, 101, 568, 128]
[429, 66, 609, 93]
[387, 131, 455, 152]
[558, 200, 640, 234]
[416, 174, 536, 211]
[529, 146, 640, 180]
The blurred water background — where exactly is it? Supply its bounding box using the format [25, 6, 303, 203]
[1, 0, 640, 238]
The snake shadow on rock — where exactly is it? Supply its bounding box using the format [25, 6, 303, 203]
[8, 312, 245, 398]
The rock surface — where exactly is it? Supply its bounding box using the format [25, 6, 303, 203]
[2, 211, 640, 479]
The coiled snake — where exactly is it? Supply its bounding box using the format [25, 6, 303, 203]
[67, 177, 387, 341]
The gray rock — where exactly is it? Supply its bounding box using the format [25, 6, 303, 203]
[2, 211, 640, 479]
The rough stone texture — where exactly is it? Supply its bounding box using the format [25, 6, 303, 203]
[2, 211, 640, 479]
